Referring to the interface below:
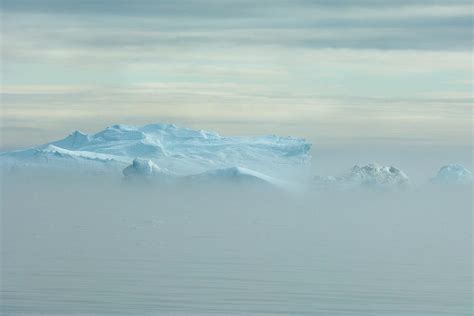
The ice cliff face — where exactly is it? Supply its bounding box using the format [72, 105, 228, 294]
[0, 123, 311, 181]
[314, 163, 409, 190]
[431, 164, 472, 185]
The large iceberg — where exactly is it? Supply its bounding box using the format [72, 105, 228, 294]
[431, 164, 472, 186]
[0, 123, 311, 181]
[313, 163, 409, 190]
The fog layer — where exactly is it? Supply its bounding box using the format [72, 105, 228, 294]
[1, 174, 471, 315]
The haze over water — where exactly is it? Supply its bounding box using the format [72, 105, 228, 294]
[1, 0, 472, 315]
[1, 177, 472, 315]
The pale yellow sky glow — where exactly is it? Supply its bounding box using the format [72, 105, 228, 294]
[0, 0, 472, 150]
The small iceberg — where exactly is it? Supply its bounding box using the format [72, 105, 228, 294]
[314, 163, 409, 190]
[431, 164, 472, 186]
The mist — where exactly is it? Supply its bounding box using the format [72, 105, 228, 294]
[1, 0, 472, 314]
[1, 172, 471, 315]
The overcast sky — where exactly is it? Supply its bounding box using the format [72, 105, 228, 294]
[1, 0, 472, 149]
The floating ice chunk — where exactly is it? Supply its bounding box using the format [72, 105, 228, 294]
[348, 164, 409, 188]
[314, 163, 409, 190]
[431, 164, 472, 185]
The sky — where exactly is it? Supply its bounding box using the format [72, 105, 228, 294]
[0, 0, 472, 151]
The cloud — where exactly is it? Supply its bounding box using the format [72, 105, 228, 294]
[2, 0, 472, 15]
[1, 80, 471, 149]
[0, 0, 472, 148]
[1, 1, 472, 52]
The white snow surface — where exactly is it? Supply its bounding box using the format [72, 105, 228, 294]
[185, 166, 290, 188]
[314, 163, 410, 190]
[123, 158, 172, 178]
[121, 159, 290, 188]
[0, 123, 311, 180]
[431, 164, 473, 185]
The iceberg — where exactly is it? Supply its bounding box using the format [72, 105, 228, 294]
[123, 158, 174, 179]
[121, 161, 289, 188]
[431, 164, 472, 185]
[185, 166, 289, 188]
[314, 163, 409, 190]
[1, 123, 311, 181]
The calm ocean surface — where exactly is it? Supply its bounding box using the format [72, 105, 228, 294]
[1, 181, 472, 315]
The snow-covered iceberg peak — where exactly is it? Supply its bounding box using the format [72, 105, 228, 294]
[431, 164, 472, 185]
[314, 163, 409, 190]
[52, 130, 92, 149]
